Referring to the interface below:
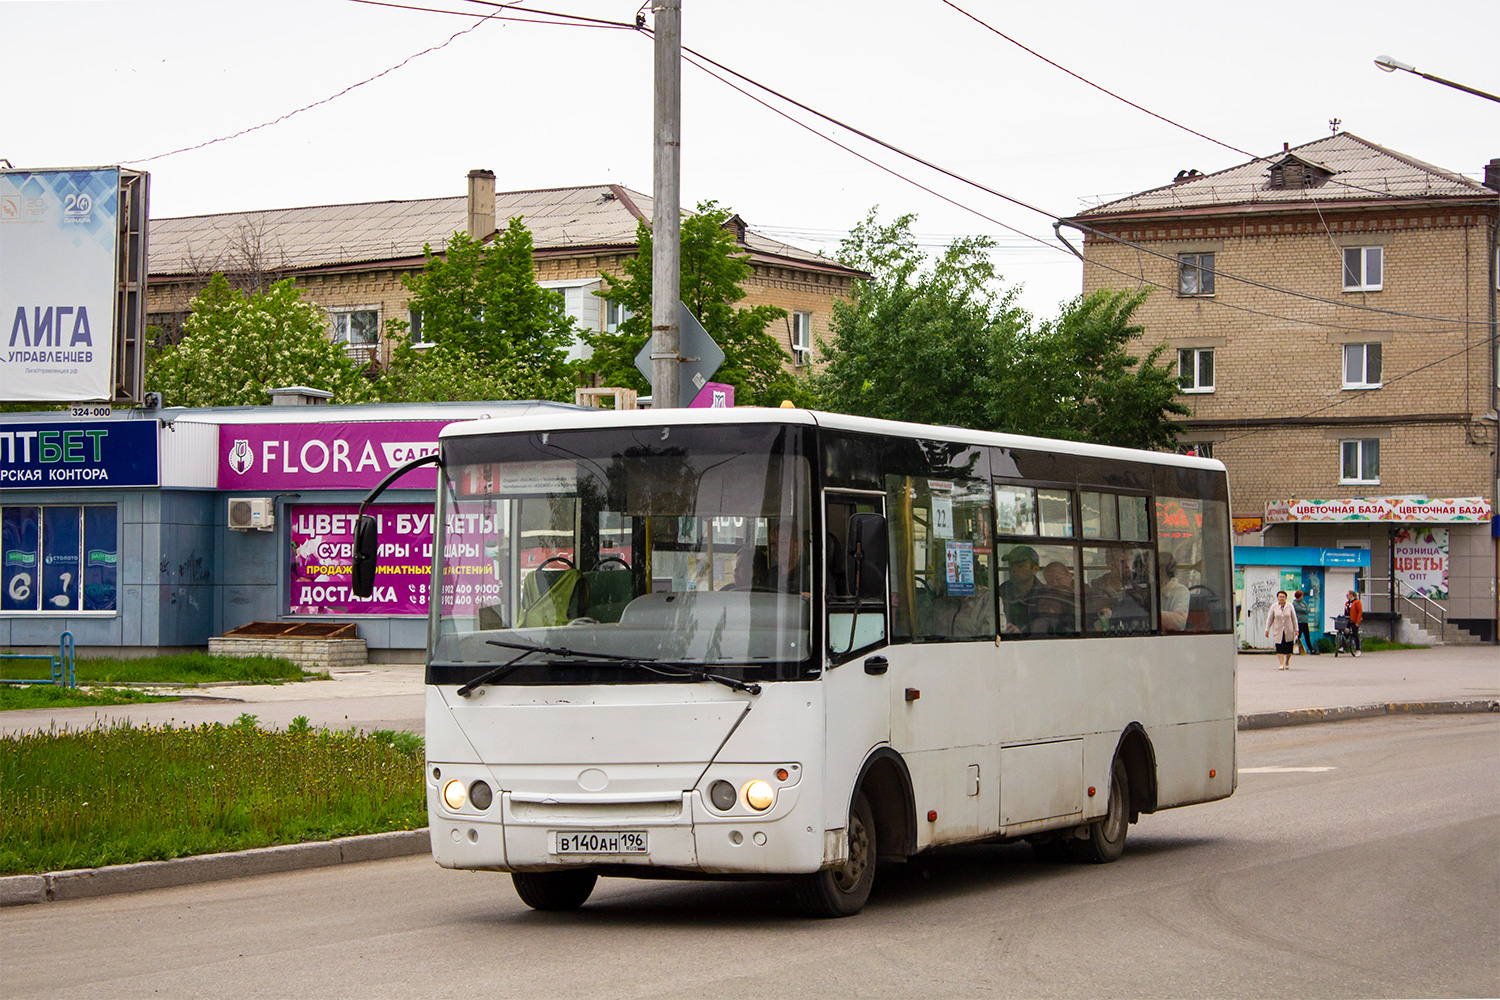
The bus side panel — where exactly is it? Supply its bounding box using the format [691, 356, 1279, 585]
[1147, 718, 1237, 809]
[820, 647, 892, 859]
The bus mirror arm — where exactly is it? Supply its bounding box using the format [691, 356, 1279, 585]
[351, 453, 442, 598]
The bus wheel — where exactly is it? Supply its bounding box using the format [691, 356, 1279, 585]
[1071, 757, 1129, 864]
[512, 869, 598, 911]
[794, 793, 876, 918]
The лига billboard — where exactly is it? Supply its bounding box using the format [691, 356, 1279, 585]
[0, 168, 120, 401]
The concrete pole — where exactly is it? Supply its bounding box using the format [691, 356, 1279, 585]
[651, 0, 682, 408]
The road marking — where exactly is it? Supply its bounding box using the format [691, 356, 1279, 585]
[1239, 766, 1337, 773]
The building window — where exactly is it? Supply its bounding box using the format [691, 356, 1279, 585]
[791, 311, 812, 365]
[1178, 348, 1214, 392]
[604, 300, 633, 334]
[1342, 343, 1382, 388]
[407, 309, 431, 348]
[1178, 442, 1214, 459]
[330, 308, 379, 361]
[1340, 439, 1380, 484]
[1, 505, 118, 613]
[1178, 253, 1214, 296]
[1342, 247, 1383, 291]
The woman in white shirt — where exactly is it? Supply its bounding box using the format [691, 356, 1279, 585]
[1265, 590, 1299, 670]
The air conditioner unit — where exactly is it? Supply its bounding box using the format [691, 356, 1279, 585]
[792, 348, 810, 367]
[228, 497, 275, 531]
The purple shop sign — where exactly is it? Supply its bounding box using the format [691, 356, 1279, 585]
[688, 382, 734, 408]
[289, 503, 502, 618]
[219, 421, 451, 490]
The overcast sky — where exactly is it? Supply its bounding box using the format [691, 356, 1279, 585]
[6, 0, 1497, 318]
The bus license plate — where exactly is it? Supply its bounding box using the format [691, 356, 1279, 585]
[552, 831, 648, 855]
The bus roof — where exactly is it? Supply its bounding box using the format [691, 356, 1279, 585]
[438, 407, 1226, 474]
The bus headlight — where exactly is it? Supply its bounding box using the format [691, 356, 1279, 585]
[709, 780, 737, 811]
[742, 779, 775, 811]
[442, 779, 467, 810]
[469, 780, 493, 811]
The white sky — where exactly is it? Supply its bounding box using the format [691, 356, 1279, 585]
[5, 0, 1497, 318]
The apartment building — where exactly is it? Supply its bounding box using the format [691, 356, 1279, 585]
[1065, 133, 1498, 642]
[145, 170, 855, 373]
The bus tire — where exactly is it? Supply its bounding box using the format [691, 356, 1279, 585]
[511, 869, 598, 911]
[1071, 757, 1129, 864]
[794, 793, 876, 918]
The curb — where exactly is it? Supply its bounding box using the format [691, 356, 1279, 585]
[0, 828, 430, 907]
[1238, 699, 1500, 731]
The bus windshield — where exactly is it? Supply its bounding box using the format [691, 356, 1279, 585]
[428, 422, 812, 685]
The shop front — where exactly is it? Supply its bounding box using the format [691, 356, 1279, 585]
[1, 402, 573, 658]
[1233, 546, 1370, 649]
[1263, 495, 1496, 644]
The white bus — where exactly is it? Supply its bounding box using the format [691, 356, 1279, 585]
[353, 407, 1237, 917]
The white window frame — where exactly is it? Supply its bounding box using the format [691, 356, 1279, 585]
[329, 307, 380, 362]
[1342, 246, 1383, 291]
[1178, 252, 1215, 296]
[604, 299, 633, 334]
[407, 308, 432, 349]
[1339, 438, 1380, 485]
[1342, 343, 1382, 389]
[791, 311, 812, 365]
[1177, 347, 1214, 393]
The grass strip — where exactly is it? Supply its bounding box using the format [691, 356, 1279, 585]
[0, 716, 425, 875]
[0, 686, 180, 712]
[0, 652, 321, 686]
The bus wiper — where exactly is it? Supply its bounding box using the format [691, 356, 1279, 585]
[477, 638, 761, 696]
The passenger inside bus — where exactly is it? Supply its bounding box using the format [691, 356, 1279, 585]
[1027, 560, 1079, 636]
[746, 519, 809, 595]
[998, 544, 1042, 633]
[1158, 553, 1190, 631]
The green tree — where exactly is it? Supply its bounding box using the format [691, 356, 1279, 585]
[392, 218, 575, 383]
[581, 201, 796, 407]
[376, 341, 574, 403]
[147, 274, 375, 407]
[804, 210, 1028, 429]
[805, 211, 1186, 450]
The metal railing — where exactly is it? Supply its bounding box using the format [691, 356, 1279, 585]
[0, 631, 75, 688]
[1369, 579, 1448, 635]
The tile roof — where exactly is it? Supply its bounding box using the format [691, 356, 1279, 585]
[1073, 132, 1495, 220]
[148, 183, 846, 277]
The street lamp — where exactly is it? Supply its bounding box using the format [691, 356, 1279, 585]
[1373, 55, 1500, 104]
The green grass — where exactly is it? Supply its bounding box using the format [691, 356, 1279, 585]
[0, 716, 426, 875]
[0, 686, 180, 712]
[0, 652, 323, 686]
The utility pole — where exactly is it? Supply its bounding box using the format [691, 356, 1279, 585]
[651, 0, 682, 408]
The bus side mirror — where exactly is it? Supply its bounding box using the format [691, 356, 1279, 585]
[847, 513, 888, 601]
[352, 514, 379, 597]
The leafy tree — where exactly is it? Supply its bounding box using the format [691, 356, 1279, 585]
[581, 200, 796, 407]
[147, 274, 375, 407]
[805, 211, 1186, 450]
[804, 210, 1028, 429]
[392, 218, 575, 383]
[376, 341, 574, 403]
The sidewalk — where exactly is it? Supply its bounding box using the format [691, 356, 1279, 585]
[4, 644, 1496, 906]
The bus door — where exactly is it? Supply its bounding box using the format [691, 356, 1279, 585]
[821, 491, 891, 826]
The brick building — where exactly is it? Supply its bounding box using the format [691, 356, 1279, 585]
[146, 169, 859, 375]
[1065, 133, 1498, 643]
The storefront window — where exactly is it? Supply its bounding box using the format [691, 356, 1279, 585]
[1, 505, 117, 613]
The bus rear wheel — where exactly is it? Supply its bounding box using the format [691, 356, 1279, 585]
[1071, 757, 1129, 864]
[512, 869, 598, 911]
[794, 793, 876, 918]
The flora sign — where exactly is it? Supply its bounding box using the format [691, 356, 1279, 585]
[218, 422, 446, 490]
[1265, 496, 1492, 524]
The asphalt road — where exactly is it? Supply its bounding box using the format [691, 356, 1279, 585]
[3, 714, 1495, 1000]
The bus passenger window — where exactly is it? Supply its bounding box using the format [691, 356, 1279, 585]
[999, 543, 1078, 637]
[1083, 546, 1155, 635]
[1037, 489, 1074, 538]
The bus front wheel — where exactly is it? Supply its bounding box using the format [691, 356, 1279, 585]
[1071, 757, 1129, 864]
[512, 869, 598, 911]
[794, 793, 876, 918]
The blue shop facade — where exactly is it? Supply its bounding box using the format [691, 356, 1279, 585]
[0, 401, 571, 659]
